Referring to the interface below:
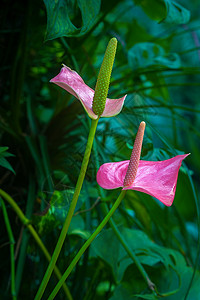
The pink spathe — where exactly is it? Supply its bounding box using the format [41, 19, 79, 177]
[97, 154, 189, 206]
[50, 65, 126, 119]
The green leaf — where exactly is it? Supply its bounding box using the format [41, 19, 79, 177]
[164, 0, 190, 24]
[0, 156, 15, 174]
[0, 146, 14, 158]
[0, 147, 9, 154]
[109, 283, 134, 300]
[135, 0, 190, 24]
[128, 43, 181, 70]
[43, 0, 101, 41]
[91, 228, 183, 282]
[34, 190, 89, 238]
[68, 215, 90, 239]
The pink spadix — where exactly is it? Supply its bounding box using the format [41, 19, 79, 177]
[123, 121, 146, 187]
[97, 122, 189, 206]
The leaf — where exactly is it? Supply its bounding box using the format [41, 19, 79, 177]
[34, 190, 90, 238]
[0, 147, 9, 154]
[109, 283, 134, 300]
[164, 0, 190, 24]
[91, 227, 200, 297]
[135, 0, 190, 24]
[0, 146, 15, 174]
[0, 146, 14, 157]
[43, 0, 101, 41]
[0, 156, 15, 174]
[128, 43, 181, 70]
[91, 228, 184, 282]
[68, 215, 90, 239]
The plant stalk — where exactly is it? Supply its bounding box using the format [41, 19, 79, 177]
[1, 199, 17, 300]
[93, 138, 155, 291]
[0, 189, 73, 300]
[35, 118, 99, 300]
[48, 190, 127, 299]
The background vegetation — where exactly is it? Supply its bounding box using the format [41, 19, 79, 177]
[0, 0, 200, 299]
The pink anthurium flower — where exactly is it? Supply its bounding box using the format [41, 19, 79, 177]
[50, 65, 126, 120]
[97, 121, 189, 206]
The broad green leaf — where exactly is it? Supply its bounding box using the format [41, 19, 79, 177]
[109, 283, 134, 300]
[68, 215, 90, 239]
[43, 0, 101, 41]
[91, 228, 184, 282]
[135, 0, 190, 24]
[91, 228, 122, 278]
[134, 0, 166, 22]
[157, 263, 200, 299]
[164, 0, 190, 24]
[128, 43, 181, 70]
[91, 227, 200, 297]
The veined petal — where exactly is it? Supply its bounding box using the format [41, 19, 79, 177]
[50, 65, 126, 119]
[50, 65, 97, 119]
[97, 154, 189, 206]
[97, 160, 129, 189]
[102, 95, 127, 117]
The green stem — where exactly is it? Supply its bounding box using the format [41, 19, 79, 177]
[1, 199, 17, 300]
[101, 203, 155, 290]
[0, 189, 73, 300]
[93, 139, 155, 292]
[16, 178, 35, 295]
[35, 118, 99, 300]
[48, 190, 127, 299]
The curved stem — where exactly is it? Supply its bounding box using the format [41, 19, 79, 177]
[35, 118, 99, 300]
[1, 199, 17, 300]
[16, 177, 35, 295]
[0, 189, 73, 300]
[48, 190, 127, 299]
[101, 203, 155, 290]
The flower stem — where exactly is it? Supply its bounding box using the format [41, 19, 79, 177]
[48, 190, 127, 299]
[1, 199, 17, 300]
[0, 189, 72, 300]
[93, 138, 156, 292]
[16, 177, 35, 295]
[101, 203, 155, 290]
[35, 118, 99, 300]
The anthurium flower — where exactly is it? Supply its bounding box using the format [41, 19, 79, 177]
[50, 38, 126, 119]
[50, 65, 126, 119]
[97, 122, 189, 206]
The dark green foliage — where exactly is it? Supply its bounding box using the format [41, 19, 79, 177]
[0, 147, 15, 174]
[43, 0, 101, 40]
[134, 0, 190, 24]
[0, 0, 200, 299]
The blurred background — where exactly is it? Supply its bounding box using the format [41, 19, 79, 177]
[0, 0, 200, 299]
